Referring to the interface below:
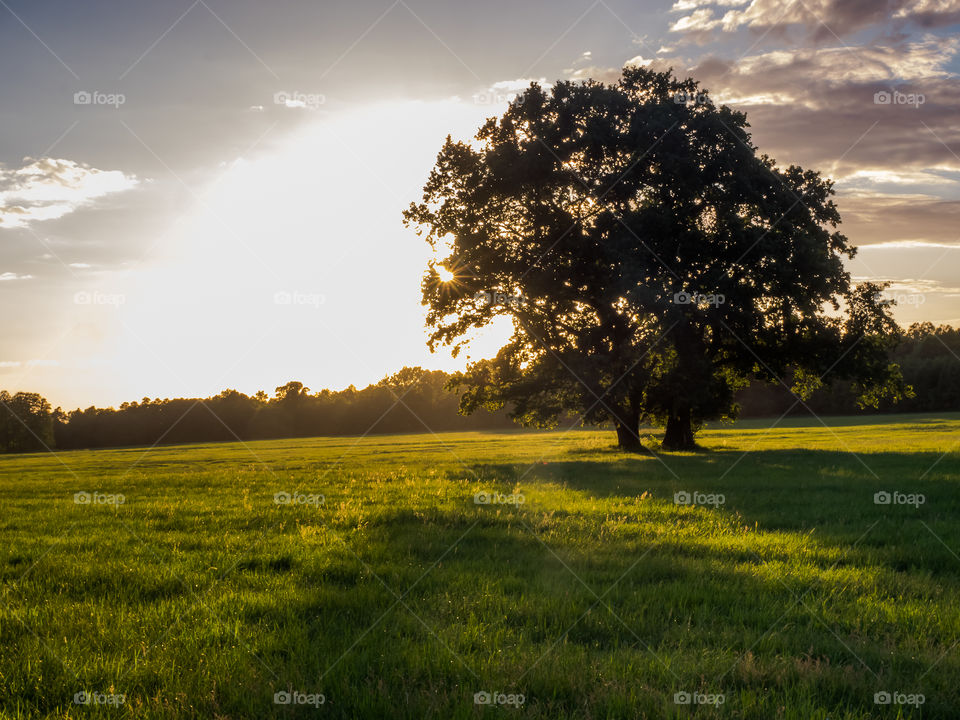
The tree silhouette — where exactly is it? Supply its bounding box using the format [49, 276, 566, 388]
[274, 381, 310, 401]
[0, 391, 54, 452]
[404, 66, 908, 450]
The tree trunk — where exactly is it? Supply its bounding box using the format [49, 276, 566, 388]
[662, 406, 696, 451]
[614, 412, 643, 452]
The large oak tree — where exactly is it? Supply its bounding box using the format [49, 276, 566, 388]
[404, 66, 907, 450]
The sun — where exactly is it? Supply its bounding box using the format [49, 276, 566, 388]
[436, 265, 455, 283]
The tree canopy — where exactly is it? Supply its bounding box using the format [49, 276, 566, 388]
[404, 66, 908, 450]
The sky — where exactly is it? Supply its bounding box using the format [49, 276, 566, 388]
[1, 0, 959, 409]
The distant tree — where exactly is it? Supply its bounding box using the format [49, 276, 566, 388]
[0, 391, 54, 452]
[378, 366, 429, 391]
[404, 66, 908, 450]
[275, 381, 309, 401]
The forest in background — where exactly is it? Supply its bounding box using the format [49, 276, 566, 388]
[1, 322, 957, 453]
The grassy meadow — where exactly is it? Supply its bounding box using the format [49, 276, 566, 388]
[1, 414, 959, 718]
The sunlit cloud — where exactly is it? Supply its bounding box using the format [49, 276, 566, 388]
[860, 239, 960, 249]
[670, 8, 723, 33]
[727, 36, 960, 85]
[490, 78, 547, 92]
[0, 158, 138, 230]
[670, 0, 960, 40]
[671, 0, 750, 10]
[567, 55, 654, 83]
[852, 276, 960, 295]
[840, 169, 959, 188]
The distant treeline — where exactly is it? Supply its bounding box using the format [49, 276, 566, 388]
[737, 322, 960, 417]
[52, 369, 518, 451]
[0, 323, 958, 453]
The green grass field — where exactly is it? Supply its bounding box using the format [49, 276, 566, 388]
[2, 414, 959, 718]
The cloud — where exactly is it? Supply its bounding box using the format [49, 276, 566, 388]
[689, 35, 959, 110]
[473, 78, 551, 105]
[566, 55, 657, 83]
[0, 359, 60, 369]
[841, 168, 958, 186]
[729, 35, 958, 85]
[852, 276, 960, 294]
[0, 272, 33, 281]
[898, 0, 960, 26]
[0, 158, 138, 230]
[489, 77, 548, 93]
[675, 37, 960, 183]
[671, 0, 750, 9]
[670, 0, 960, 41]
[567, 66, 624, 82]
[670, 7, 724, 33]
[861, 238, 960, 248]
[838, 193, 960, 246]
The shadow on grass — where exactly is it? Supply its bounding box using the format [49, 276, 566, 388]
[242, 484, 956, 719]
[506, 448, 958, 528]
